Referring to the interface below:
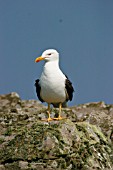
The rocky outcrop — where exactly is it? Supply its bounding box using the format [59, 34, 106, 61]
[0, 92, 113, 170]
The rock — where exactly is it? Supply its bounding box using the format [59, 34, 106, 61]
[19, 161, 28, 169]
[0, 165, 5, 170]
[0, 93, 113, 169]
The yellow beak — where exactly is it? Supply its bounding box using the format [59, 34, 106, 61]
[35, 56, 45, 63]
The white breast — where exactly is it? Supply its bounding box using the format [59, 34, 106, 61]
[40, 62, 66, 103]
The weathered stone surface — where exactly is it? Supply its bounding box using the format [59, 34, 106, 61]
[0, 165, 5, 170]
[0, 93, 113, 170]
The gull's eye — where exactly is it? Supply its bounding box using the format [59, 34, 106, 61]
[48, 53, 51, 56]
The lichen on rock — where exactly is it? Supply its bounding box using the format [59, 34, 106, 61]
[0, 93, 113, 169]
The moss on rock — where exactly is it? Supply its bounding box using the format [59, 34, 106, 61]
[0, 93, 113, 170]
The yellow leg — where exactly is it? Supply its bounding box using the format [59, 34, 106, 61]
[54, 103, 66, 120]
[41, 104, 53, 121]
[47, 103, 53, 121]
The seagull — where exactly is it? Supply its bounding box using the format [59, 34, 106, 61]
[35, 49, 74, 121]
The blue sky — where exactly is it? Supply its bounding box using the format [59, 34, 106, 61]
[0, 0, 113, 105]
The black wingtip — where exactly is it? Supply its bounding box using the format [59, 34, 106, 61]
[65, 78, 74, 101]
[35, 79, 44, 103]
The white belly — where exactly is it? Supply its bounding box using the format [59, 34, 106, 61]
[40, 73, 66, 103]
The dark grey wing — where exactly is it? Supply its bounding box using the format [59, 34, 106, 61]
[65, 77, 74, 101]
[35, 79, 44, 103]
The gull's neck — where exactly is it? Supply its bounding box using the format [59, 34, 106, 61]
[42, 60, 60, 76]
[44, 60, 59, 69]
